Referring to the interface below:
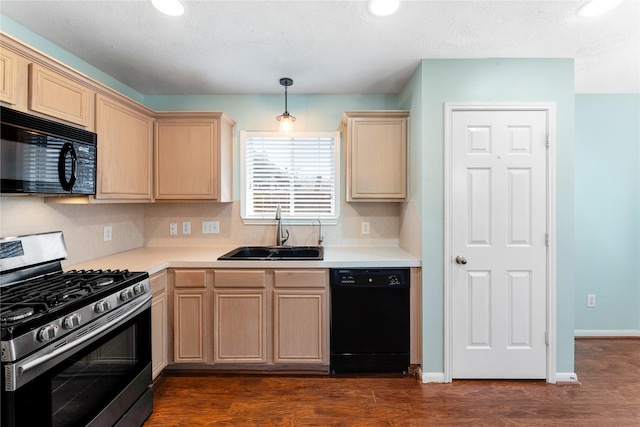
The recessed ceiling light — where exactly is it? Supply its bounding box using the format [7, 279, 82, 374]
[578, 0, 624, 17]
[369, 0, 400, 17]
[152, 0, 184, 17]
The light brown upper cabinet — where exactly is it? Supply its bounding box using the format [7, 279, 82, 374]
[154, 112, 235, 202]
[95, 94, 154, 202]
[343, 110, 409, 202]
[29, 63, 92, 127]
[0, 49, 19, 106]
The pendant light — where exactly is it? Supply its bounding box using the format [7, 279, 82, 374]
[276, 78, 296, 133]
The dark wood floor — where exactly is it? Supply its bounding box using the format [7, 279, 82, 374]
[144, 338, 640, 426]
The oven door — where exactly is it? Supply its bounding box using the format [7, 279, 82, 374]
[2, 296, 152, 427]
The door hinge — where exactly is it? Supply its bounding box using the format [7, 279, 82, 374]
[545, 233, 550, 246]
[545, 332, 550, 346]
[545, 133, 550, 148]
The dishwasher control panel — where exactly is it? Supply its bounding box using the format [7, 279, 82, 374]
[330, 268, 409, 288]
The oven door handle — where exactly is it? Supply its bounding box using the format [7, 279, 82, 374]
[17, 295, 151, 377]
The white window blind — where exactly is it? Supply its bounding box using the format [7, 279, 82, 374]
[242, 131, 339, 221]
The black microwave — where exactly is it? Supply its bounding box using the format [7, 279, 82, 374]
[1, 107, 97, 195]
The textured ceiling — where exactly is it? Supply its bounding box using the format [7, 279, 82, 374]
[1, 0, 638, 95]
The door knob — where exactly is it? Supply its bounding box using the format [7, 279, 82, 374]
[455, 255, 467, 265]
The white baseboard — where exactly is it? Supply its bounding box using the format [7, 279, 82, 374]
[556, 372, 579, 383]
[421, 372, 445, 383]
[421, 371, 578, 383]
[575, 329, 640, 337]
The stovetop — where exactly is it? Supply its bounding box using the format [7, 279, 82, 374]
[1, 269, 147, 340]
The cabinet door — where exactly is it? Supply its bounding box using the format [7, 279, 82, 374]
[155, 119, 218, 200]
[151, 292, 168, 378]
[213, 290, 267, 363]
[0, 49, 18, 105]
[150, 271, 168, 378]
[95, 94, 153, 201]
[273, 289, 326, 364]
[174, 289, 208, 364]
[344, 111, 409, 202]
[29, 63, 91, 127]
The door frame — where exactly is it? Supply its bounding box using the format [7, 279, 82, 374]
[443, 102, 557, 383]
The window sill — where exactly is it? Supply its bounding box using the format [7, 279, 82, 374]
[241, 217, 338, 226]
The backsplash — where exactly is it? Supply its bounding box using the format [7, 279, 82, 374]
[1, 197, 421, 266]
[0, 197, 145, 267]
[144, 200, 403, 248]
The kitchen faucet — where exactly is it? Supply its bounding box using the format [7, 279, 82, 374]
[275, 204, 289, 246]
[312, 219, 323, 246]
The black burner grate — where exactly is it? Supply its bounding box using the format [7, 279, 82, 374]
[0, 270, 134, 327]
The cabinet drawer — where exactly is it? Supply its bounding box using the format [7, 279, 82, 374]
[214, 270, 266, 288]
[274, 270, 327, 288]
[173, 269, 207, 288]
[150, 271, 167, 295]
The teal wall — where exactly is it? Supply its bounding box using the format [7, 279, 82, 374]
[575, 94, 640, 331]
[399, 62, 423, 206]
[415, 59, 576, 374]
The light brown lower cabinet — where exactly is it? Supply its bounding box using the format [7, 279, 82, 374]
[213, 289, 267, 363]
[172, 270, 209, 364]
[150, 271, 168, 379]
[273, 269, 328, 365]
[167, 268, 328, 370]
[173, 290, 208, 363]
[213, 269, 267, 364]
[273, 289, 326, 364]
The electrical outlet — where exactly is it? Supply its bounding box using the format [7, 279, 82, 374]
[103, 225, 112, 241]
[202, 221, 220, 234]
[170, 223, 178, 235]
[361, 221, 370, 235]
[182, 221, 191, 235]
[587, 294, 596, 308]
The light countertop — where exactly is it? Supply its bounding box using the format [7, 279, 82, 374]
[66, 246, 421, 275]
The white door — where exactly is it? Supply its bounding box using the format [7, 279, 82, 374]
[450, 108, 549, 379]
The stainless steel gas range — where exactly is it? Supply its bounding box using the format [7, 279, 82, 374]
[0, 232, 153, 427]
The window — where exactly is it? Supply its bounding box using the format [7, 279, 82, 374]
[241, 131, 340, 223]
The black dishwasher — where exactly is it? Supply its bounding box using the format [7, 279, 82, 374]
[330, 268, 410, 374]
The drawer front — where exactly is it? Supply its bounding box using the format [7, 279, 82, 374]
[173, 269, 207, 288]
[274, 270, 327, 288]
[214, 270, 266, 288]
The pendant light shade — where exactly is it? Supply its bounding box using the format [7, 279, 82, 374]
[276, 78, 296, 133]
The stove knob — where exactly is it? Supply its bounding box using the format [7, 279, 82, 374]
[94, 300, 112, 314]
[120, 288, 134, 301]
[37, 325, 58, 342]
[63, 314, 82, 329]
[132, 283, 146, 295]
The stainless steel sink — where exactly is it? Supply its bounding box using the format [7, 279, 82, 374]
[217, 246, 324, 261]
